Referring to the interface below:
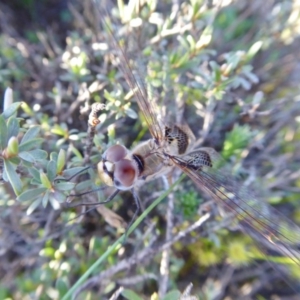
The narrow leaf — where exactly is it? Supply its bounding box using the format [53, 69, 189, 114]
[19, 138, 43, 152]
[53, 190, 66, 203]
[55, 181, 75, 191]
[163, 291, 181, 300]
[62, 167, 89, 178]
[4, 159, 23, 195]
[122, 289, 143, 300]
[2, 102, 22, 119]
[74, 179, 92, 191]
[21, 126, 40, 144]
[42, 189, 50, 207]
[7, 117, 20, 140]
[40, 172, 52, 189]
[56, 278, 69, 297]
[2, 167, 8, 182]
[28, 167, 42, 181]
[3, 88, 13, 111]
[27, 149, 48, 160]
[27, 197, 42, 215]
[6, 136, 19, 156]
[57, 149, 66, 174]
[49, 193, 61, 209]
[47, 160, 57, 182]
[19, 151, 36, 163]
[8, 157, 20, 164]
[17, 187, 47, 202]
[50, 152, 58, 162]
[0, 115, 8, 149]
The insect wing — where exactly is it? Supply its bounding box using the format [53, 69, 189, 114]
[172, 154, 300, 265]
[94, 0, 164, 143]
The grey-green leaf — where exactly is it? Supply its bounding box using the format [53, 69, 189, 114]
[19, 138, 43, 152]
[2, 102, 22, 119]
[121, 289, 143, 300]
[4, 159, 23, 195]
[17, 187, 47, 202]
[19, 151, 36, 163]
[0, 115, 8, 149]
[49, 193, 61, 209]
[63, 167, 89, 179]
[28, 167, 42, 182]
[27, 197, 42, 215]
[50, 151, 58, 162]
[28, 149, 48, 160]
[7, 117, 20, 140]
[55, 181, 76, 191]
[21, 126, 40, 144]
[163, 290, 181, 300]
[74, 179, 92, 192]
[125, 107, 138, 119]
[47, 160, 57, 182]
[53, 190, 66, 203]
[42, 189, 50, 207]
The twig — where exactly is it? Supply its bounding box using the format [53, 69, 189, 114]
[179, 283, 198, 300]
[84, 102, 106, 165]
[109, 286, 124, 300]
[117, 273, 158, 286]
[73, 213, 210, 298]
[159, 175, 174, 298]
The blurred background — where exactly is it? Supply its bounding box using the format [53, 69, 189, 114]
[0, 0, 300, 299]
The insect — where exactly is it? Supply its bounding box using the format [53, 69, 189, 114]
[94, 0, 300, 258]
[71, 0, 300, 296]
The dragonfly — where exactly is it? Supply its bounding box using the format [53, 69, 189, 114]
[72, 0, 300, 293]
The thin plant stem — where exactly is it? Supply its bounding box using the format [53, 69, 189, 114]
[61, 174, 185, 300]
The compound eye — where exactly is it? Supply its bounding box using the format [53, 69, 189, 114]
[114, 159, 137, 189]
[103, 145, 128, 163]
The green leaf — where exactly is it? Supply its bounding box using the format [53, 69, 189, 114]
[74, 179, 92, 192]
[51, 124, 67, 136]
[126, 103, 139, 118]
[17, 187, 47, 202]
[222, 125, 254, 159]
[162, 290, 181, 300]
[4, 159, 23, 195]
[21, 126, 40, 144]
[27, 197, 42, 215]
[122, 289, 143, 300]
[19, 151, 35, 162]
[57, 149, 66, 174]
[27, 149, 48, 160]
[6, 136, 19, 156]
[55, 181, 76, 191]
[19, 138, 43, 151]
[7, 117, 19, 139]
[40, 172, 52, 189]
[247, 40, 263, 60]
[52, 190, 66, 203]
[28, 167, 42, 181]
[56, 278, 69, 297]
[47, 160, 57, 182]
[40, 247, 55, 257]
[3, 88, 14, 112]
[50, 151, 58, 162]
[49, 193, 61, 209]
[2, 167, 8, 182]
[0, 115, 8, 149]
[42, 189, 50, 207]
[8, 157, 20, 165]
[2, 102, 22, 119]
[62, 167, 89, 179]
